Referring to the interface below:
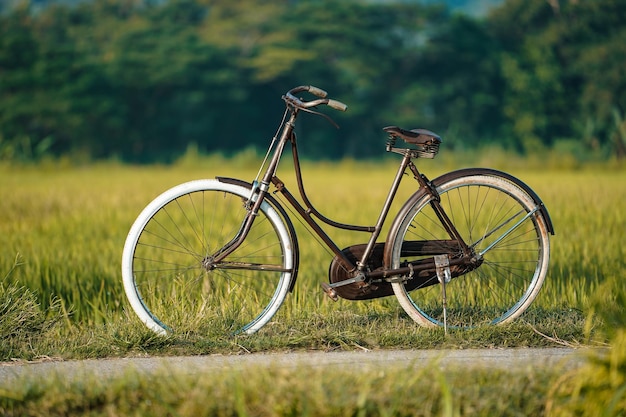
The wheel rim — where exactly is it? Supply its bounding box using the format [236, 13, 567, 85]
[124, 184, 292, 336]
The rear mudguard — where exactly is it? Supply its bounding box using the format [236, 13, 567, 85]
[383, 168, 555, 268]
[217, 177, 300, 292]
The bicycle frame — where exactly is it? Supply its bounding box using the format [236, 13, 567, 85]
[122, 85, 555, 335]
[209, 95, 474, 289]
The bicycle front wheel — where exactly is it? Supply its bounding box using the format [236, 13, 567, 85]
[121, 180, 296, 336]
[389, 170, 551, 328]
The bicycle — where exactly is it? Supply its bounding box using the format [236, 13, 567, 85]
[121, 85, 554, 337]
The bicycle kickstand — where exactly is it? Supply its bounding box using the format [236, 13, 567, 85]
[434, 254, 452, 335]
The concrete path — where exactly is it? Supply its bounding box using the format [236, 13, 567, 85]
[0, 348, 588, 384]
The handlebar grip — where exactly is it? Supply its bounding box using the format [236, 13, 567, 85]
[327, 99, 348, 112]
[307, 86, 328, 98]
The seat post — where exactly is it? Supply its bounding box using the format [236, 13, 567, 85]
[357, 151, 413, 272]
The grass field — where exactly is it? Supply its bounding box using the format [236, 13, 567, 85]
[1, 155, 625, 355]
[1, 155, 625, 415]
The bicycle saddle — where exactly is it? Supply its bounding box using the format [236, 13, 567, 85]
[383, 126, 441, 145]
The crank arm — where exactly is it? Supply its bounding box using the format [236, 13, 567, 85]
[321, 272, 366, 302]
[327, 273, 366, 288]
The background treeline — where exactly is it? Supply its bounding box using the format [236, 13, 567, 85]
[1, 0, 625, 162]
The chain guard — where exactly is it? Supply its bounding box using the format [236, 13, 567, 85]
[328, 243, 390, 300]
[328, 240, 475, 301]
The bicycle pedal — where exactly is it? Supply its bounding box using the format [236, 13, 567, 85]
[321, 282, 339, 302]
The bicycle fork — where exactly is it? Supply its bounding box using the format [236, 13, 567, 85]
[205, 111, 298, 270]
[202, 200, 260, 271]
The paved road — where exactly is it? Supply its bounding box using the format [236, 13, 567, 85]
[0, 348, 587, 384]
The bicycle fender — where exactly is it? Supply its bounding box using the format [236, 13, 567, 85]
[216, 176, 300, 292]
[383, 168, 555, 268]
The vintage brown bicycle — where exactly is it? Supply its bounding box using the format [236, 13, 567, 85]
[122, 85, 554, 336]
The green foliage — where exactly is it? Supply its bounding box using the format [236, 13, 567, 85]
[1, 0, 624, 162]
[488, 0, 626, 155]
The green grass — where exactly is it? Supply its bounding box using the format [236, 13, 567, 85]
[1, 155, 626, 415]
[0, 156, 624, 360]
[1, 361, 555, 417]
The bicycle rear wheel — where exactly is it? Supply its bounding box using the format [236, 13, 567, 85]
[121, 180, 296, 336]
[389, 170, 551, 328]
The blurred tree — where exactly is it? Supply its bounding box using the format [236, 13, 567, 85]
[487, 0, 570, 152]
[0, 4, 42, 159]
[99, 0, 237, 159]
[281, 0, 448, 158]
[488, 0, 626, 155]
[386, 14, 504, 151]
[1, 0, 624, 161]
[564, 0, 626, 156]
[198, 0, 448, 159]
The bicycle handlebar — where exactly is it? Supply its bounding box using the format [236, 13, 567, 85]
[284, 85, 348, 112]
[307, 85, 328, 98]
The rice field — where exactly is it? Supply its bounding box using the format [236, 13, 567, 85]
[0, 155, 625, 358]
[2, 156, 626, 416]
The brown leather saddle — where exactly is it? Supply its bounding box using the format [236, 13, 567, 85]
[383, 126, 441, 146]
